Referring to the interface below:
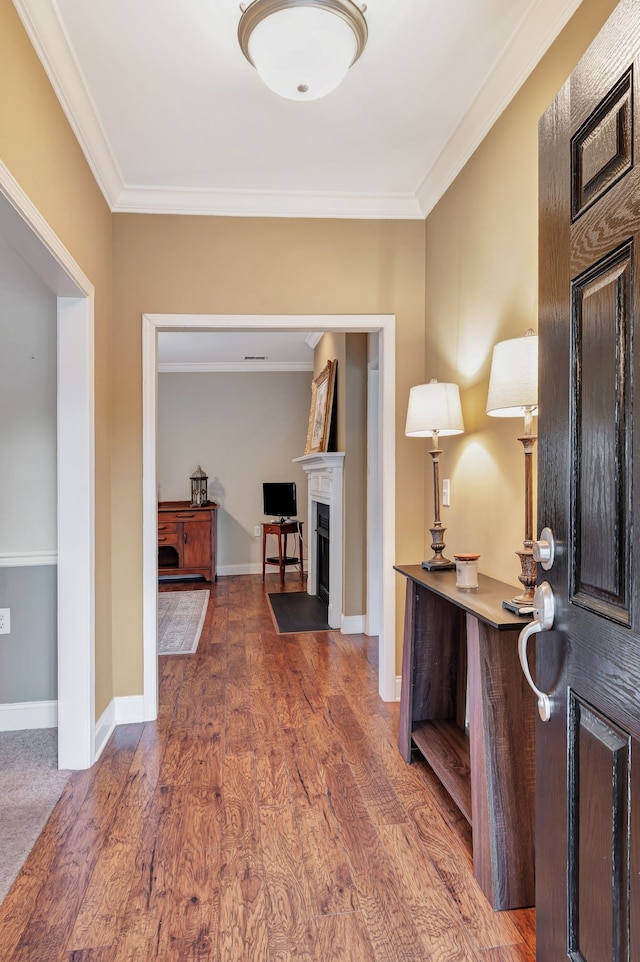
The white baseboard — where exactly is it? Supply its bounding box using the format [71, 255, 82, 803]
[217, 562, 262, 576]
[115, 695, 145, 724]
[94, 695, 146, 761]
[217, 562, 308, 577]
[340, 614, 366, 634]
[0, 699, 58, 730]
[94, 699, 116, 760]
[395, 676, 402, 701]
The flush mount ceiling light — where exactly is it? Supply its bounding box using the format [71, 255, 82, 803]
[238, 0, 368, 101]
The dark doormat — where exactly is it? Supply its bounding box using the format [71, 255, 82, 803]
[267, 591, 331, 634]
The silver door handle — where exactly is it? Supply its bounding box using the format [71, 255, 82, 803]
[532, 526, 555, 570]
[518, 581, 555, 721]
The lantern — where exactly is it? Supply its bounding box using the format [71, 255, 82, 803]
[190, 465, 208, 507]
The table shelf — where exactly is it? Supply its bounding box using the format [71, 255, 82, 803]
[412, 720, 472, 824]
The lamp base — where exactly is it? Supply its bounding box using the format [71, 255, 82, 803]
[422, 555, 455, 571]
[421, 525, 455, 571]
[511, 543, 537, 606]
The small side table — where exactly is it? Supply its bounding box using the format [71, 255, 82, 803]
[262, 521, 304, 586]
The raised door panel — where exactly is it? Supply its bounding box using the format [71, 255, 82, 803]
[182, 519, 210, 570]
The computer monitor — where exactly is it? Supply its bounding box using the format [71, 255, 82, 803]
[263, 482, 297, 521]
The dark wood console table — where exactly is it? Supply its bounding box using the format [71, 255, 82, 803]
[395, 564, 535, 910]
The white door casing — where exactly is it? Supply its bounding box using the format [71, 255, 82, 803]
[142, 313, 397, 712]
[0, 161, 95, 770]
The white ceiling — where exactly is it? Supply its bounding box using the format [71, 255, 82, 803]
[14, 0, 582, 219]
[158, 330, 316, 370]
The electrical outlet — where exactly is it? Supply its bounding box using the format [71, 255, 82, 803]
[0, 608, 10, 634]
[442, 479, 451, 507]
[253, 525, 261, 537]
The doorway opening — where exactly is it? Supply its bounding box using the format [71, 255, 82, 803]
[141, 313, 396, 719]
[0, 162, 95, 770]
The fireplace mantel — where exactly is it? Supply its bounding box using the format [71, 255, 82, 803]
[293, 453, 345, 629]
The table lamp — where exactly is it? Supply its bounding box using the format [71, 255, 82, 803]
[486, 329, 538, 606]
[405, 379, 464, 570]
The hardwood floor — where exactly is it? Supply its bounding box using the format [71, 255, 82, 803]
[0, 575, 536, 961]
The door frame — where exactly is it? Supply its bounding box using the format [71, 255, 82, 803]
[0, 162, 95, 770]
[141, 313, 396, 719]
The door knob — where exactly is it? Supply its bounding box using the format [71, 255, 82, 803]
[518, 581, 555, 721]
[533, 526, 555, 570]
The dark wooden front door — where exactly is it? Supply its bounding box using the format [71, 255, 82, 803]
[537, 2, 640, 958]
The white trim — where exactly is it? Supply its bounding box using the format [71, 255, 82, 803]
[114, 695, 145, 725]
[295, 453, 345, 631]
[0, 161, 96, 772]
[142, 318, 159, 722]
[395, 676, 402, 702]
[416, 0, 583, 216]
[158, 360, 314, 374]
[341, 614, 366, 635]
[12, 0, 123, 210]
[57, 296, 95, 770]
[366, 365, 381, 637]
[0, 700, 57, 731]
[0, 551, 57, 567]
[94, 698, 115, 761]
[92, 695, 155, 761]
[305, 332, 323, 350]
[143, 314, 396, 703]
[216, 563, 262, 577]
[0, 162, 92, 296]
[114, 186, 423, 220]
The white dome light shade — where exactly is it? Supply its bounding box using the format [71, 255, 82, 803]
[238, 1, 368, 102]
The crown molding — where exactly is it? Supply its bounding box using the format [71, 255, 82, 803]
[16, 0, 581, 221]
[305, 332, 323, 349]
[13, 0, 123, 208]
[415, 0, 583, 217]
[158, 360, 314, 373]
[113, 185, 424, 219]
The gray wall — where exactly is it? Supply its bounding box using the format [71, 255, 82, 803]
[0, 567, 57, 701]
[157, 371, 311, 572]
[0, 237, 58, 707]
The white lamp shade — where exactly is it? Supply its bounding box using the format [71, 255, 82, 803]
[405, 381, 465, 437]
[247, 6, 358, 101]
[486, 333, 538, 417]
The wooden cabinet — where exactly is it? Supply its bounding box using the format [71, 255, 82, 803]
[158, 501, 217, 582]
[395, 565, 535, 911]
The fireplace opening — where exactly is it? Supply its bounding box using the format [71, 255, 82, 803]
[316, 502, 330, 605]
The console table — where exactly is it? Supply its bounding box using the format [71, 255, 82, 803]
[262, 521, 304, 586]
[395, 565, 535, 910]
[158, 501, 217, 582]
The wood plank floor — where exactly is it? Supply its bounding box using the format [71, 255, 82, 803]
[0, 576, 536, 961]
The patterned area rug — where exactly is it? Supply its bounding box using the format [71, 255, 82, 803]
[158, 590, 209, 654]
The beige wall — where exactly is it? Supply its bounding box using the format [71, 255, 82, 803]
[424, 0, 619, 588]
[112, 215, 426, 691]
[157, 370, 311, 570]
[0, 0, 113, 716]
[314, 332, 346, 447]
[5, 0, 620, 705]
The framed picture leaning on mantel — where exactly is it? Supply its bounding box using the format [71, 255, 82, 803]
[304, 359, 336, 454]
